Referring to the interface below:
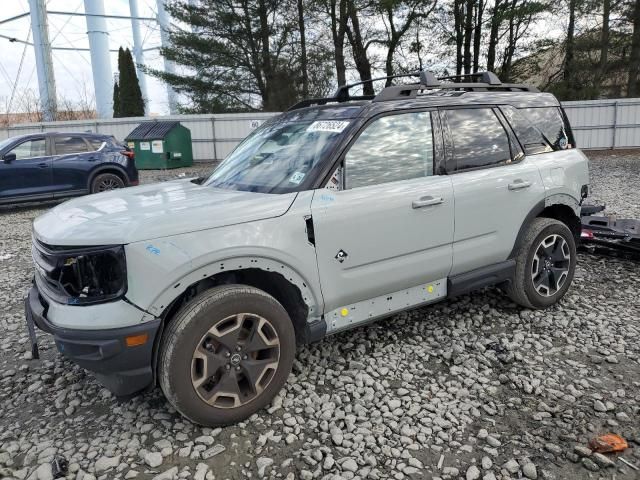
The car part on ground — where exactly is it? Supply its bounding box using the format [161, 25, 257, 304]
[580, 204, 640, 256]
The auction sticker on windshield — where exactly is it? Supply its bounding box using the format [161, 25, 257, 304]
[306, 120, 350, 133]
[289, 171, 306, 184]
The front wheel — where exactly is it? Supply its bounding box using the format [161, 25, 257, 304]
[506, 217, 577, 309]
[158, 285, 296, 426]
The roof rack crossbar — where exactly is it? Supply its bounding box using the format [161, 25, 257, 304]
[438, 71, 502, 85]
[288, 71, 426, 110]
[333, 72, 422, 102]
[287, 95, 375, 111]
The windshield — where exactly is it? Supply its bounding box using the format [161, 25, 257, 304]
[204, 117, 350, 193]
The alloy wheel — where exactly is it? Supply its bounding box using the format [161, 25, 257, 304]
[191, 313, 280, 408]
[531, 234, 571, 297]
[97, 178, 122, 191]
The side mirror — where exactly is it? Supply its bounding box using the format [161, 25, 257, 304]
[3, 152, 16, 164]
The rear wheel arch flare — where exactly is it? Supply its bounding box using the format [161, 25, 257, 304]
[510, 198, 580, 258]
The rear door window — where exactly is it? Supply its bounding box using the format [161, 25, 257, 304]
[444, 108, 512, 172]
[344, 111, 434, 189]
[54, 136, 90, 155]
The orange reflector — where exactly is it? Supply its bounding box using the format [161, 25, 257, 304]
[125, 333, 149, 347]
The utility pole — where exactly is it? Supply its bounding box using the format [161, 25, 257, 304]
[28, 0, 57, 121]
[129, 0, 149, 114]
[156, 0, 178, 114]
[83, 0, 113, 118]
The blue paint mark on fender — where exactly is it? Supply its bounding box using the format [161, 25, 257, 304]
[319, 194, 335, 203]
[146, 245, 161, 255]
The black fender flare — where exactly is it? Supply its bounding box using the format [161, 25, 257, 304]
[509, 201, 545, 259]
[509, 198, 581, 258]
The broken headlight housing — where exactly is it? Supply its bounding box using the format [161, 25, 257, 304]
[32, 240, 127, 305]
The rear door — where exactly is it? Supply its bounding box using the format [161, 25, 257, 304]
[51, 135, 94, 194]
[311, 110, 454, 317]
[440, 106, 545, 275]
[0, 136, 53, 201]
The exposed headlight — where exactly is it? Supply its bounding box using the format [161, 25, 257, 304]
[33, 241, 127, 305]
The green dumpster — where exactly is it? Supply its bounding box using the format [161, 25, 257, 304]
[125, 121, 193, 169]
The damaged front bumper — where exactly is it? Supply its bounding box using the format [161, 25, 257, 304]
[25, 285, 161, 396]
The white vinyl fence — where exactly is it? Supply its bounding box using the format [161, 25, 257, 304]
[0, 98, 638, 161]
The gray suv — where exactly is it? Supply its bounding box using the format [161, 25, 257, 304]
[25, 71, 589, 426]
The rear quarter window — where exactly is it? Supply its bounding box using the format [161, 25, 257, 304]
[501, 105, 553, 155]
[516, 107, 573, 150]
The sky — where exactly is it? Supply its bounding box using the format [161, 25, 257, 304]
[0, 0, 171, 116]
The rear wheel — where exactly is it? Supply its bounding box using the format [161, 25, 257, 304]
[158, 285, 296, 426]
[91, 173, 125, 193]
[507, 217, 576, 309]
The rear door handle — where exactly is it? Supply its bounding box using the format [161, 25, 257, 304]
[38, 162, 48, 168]
[412, 196, 444, 209]
[508, 180, 532, 190]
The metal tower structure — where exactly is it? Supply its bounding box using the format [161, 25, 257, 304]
[156, 0, 178, 114]
[129, 0, 149, 114]
[83, 0, 113, 119]
[1, 0, 179, 119]
[27, 0, 57, 121]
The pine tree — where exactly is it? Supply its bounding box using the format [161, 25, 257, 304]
[112, 80, 121, 117]
[115, 47, 145, 117]
[145, 0, 334, 113]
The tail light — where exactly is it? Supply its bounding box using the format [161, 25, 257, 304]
[581, 229, 594, 239]
[121, 149, 135, 160]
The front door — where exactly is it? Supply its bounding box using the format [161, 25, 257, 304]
[311, 110, 454, 319]
[440, 107, 546, 275]
[0, 136, 53, 201]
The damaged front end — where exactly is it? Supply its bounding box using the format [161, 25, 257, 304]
[26, 238, 161, 396]
[32, 239, 127, 305]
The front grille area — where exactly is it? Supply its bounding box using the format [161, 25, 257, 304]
[32, 237, 127, 305]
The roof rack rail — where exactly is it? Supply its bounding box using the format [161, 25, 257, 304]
[287, 71, 424, 111]
[287, 70, 539, 110]
[373, 70, 539, 102]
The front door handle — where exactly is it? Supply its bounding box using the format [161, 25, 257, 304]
[508, 179, 532, 190]
[38, 162, 48, 168]
[412, 196, 444, 209]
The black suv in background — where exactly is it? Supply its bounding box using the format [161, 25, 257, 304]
[0, 132, 138, 204]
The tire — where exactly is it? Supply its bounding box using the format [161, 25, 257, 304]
[506, 217, 576, 309]
[158, 285, 296, 426]
[91, 173, 125, 193]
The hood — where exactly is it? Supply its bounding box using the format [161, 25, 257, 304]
[33, 179, 297, 246]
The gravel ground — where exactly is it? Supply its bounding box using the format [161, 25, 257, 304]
[0, 153, 639, 480]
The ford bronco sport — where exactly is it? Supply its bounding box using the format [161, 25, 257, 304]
[25, 71, 589, 426]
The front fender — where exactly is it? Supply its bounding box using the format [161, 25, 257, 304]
[124, 193, 323, 323]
